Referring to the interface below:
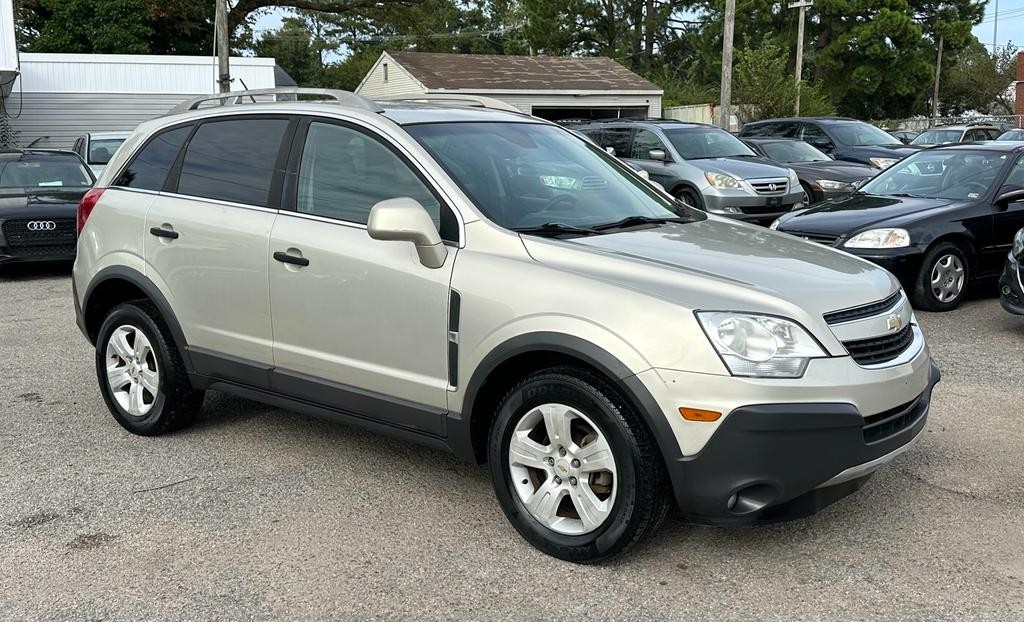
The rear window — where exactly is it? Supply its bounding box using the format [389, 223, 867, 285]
[88, 138, 127, 165]
[0, 155, 93, 189]
[176, 118, 289, 206]
[116, 126, 190, 191]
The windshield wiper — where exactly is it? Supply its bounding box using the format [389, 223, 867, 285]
[512, 222, 601, 237]
[889, 192, 929, 198]
[592, 215, 691, 231]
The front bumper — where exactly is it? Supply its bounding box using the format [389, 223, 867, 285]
[637, 345, 938, 524]
[999, 253, 1024, 315]
[702, 189, 804, 225]
[846, 246, 926, 289]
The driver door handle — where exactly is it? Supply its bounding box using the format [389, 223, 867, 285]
[273, 251, 310, 267]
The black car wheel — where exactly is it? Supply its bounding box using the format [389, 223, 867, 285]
[800, 183, 815, 206]
[674, 187, 704, 211]
[487, 367, 669, 563]
[912, 242, 970, 311]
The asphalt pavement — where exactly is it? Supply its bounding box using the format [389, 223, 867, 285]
[1, 263, 1023, 621]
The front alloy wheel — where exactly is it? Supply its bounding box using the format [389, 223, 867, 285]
[930, 253, 965, 304]
[105, 325, 160, 417]
[488, 368, 669, 563]
[508, 404, 617, 535]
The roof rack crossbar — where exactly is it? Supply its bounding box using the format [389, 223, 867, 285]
[374, 94, 521, 113]
[170, 87, 384, 115]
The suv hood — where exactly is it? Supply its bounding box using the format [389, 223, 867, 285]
[787, 160, 877, 182]
[521, 217, 898, 319]
[691, 156, 789, 181]
[777, 193, 965, 234]
[0, 188, 88, 211]
[848, 144, 919, 159]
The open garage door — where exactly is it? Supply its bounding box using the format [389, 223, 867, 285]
[532, 106, 650, 124]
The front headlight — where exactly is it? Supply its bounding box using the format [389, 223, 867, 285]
[696, 312, 826, 378]
[1013, 228, 1024, 258]
[788, 168, 800, 186]
[844, 228, 911, 249]
[816, 179, 854, 191]
[769, 218, 781, 230]
[869, 157, 898, 169]
[705, 172, 742, 189]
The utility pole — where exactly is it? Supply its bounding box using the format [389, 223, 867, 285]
[993, 0, 999, 51]
[932, 33, 943, 127]
[718, 0, 736, 130]
[215, 0, 231, 93]
[789, 0, 813, 116]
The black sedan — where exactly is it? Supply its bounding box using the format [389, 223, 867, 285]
[1000, 227, 1024, 314]
[744, 138, 876, 204]
[0, 149, 95, 265]
[772, 142, 1024, 311]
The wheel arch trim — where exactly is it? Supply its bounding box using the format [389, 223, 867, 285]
[81, 266, 193, 372]
[449, 331, 684, 475]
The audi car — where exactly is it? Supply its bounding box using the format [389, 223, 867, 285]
[0, 149, 95, 265]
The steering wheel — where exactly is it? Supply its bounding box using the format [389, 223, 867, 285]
[539, 193, 578, 212]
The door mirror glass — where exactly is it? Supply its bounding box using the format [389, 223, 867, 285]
[648, 149, 668, 161]
[367, 197, 448, 268]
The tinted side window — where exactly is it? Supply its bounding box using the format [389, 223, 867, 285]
[296, 121, 442, 228]
[579, 128, 604, 145]
[630, 129, 667, 160]
[601, 128, 633, 157]
[800, 124, 830, 143]
[177, 118, 289, 206]
[740, 122, 772, 137]
[115, 126, 190, 190]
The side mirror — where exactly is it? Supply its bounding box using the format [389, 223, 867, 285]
[605, 146, 616, 156]
[648, 149, 669, 162]
[995, 187, 1024, 207]
[367, 197, 448, 268]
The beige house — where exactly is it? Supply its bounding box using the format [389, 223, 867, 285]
[356, 51, 663, 122]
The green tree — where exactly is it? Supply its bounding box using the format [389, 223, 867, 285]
[253, 17, 325, 86]
[942, 41, 1018, 115]
[733, 36, 834, 121]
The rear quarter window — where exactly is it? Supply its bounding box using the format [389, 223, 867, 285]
[115, 126, 191, 190]
[176, 118, 289, 207]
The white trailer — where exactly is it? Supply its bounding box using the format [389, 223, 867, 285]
[0, 0, 17, 96]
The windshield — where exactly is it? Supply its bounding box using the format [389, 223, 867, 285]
[830, 122, 902, 146]
[88, 138, 126, 165]
[0, 156, 94, 189]
[998, 130, 1024, 141]
[911, 130, 963, 145]
[664, 128, 755, 159]
[860, 150, 1006, 200]
[757, 140, 830, 163]
[405, 122, 693, 231]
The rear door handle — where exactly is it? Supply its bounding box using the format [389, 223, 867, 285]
[273, 251, 310, 267]
[149, 227, 179, 240]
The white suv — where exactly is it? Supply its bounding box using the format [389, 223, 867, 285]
[73, 89, 940, 562]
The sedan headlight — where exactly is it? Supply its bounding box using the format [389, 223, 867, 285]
[844, 228, 911, 249]
[769, 218, 782, 230]
[1013, 228, 1024, 258]
[788, 168, 800, 186]
[816, 179, 854, 191]
[869, 157, 898, 169]
[696, 312, 826, 378]
[705, 172, 742, 189]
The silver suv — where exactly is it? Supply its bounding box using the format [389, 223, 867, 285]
[73, 89, 940, 563]
[577, 120, 804, 225]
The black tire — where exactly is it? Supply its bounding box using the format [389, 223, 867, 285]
[487, 367, 669, 563]
[674, 187, 704, 211]
[911, 242, 971, 312]
[799, 182, 815, 206]
[95, 301, 204, 435]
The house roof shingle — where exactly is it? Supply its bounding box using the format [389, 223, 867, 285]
[386, 52, 661, 92]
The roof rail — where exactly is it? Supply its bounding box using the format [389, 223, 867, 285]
[375, 94, 521, 113]
[170, 87, 384, 115]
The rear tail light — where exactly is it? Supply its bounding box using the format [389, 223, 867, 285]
[77, 187, 106, 235]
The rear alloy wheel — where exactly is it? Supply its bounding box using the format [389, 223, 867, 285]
[912, 242, 970, 311]
[488, 368, 669, 563]
[95, 302, 204, 435]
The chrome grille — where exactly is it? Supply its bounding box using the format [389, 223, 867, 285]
[749, 178, 788, 195]
[824, 291, 902, 324]
[784, 230, 840, 246]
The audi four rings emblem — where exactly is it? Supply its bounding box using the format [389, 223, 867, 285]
[26, 221, 57, 231]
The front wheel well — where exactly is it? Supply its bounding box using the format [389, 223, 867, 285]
[467, 350, 629, 464]
[83, 278, 150, 344]
[925, 234, 976, 269]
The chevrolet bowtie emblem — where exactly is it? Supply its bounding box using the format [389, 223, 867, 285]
[887, 314, 902, 332]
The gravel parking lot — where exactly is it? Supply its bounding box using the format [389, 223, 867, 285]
[1, 263, 1023, 621]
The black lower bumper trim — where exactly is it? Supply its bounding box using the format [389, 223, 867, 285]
[667, 361, 940, 525]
